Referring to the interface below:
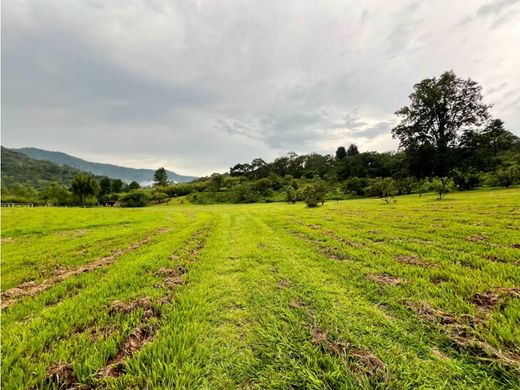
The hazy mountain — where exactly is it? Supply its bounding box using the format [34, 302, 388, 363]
[1, 147, 97, 190]
[16, 147, 197, 184]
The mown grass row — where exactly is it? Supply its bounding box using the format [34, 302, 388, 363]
[2, 209, 215, 388]
[1, 188, 519, 388]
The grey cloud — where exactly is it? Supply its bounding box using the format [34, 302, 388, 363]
[2, 0, 519, 175]
[477, 0, 519, 17]
[457, 0, 520, 28]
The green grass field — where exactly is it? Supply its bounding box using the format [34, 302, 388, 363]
[2, 189, 520, 389]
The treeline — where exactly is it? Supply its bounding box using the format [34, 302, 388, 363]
[1, 173, 144, 206]
[2, 71, 519, 207]
[162, 72, 520, 207]
[161, 134, 518, 206]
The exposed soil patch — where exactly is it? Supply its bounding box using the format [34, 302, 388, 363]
[310, 323, 389, 382]
[2, 227, 171, 309]
[484, 254, 508, 264]
[348, 346, 390, 382]
[46, 363, 79, 388]
[289, 298, 306, 309]
[395, 255, 434, 268]
[471, 287, 520, 313]
[466, 235, 488, 243]
[310, 323, 328, 345]
[58, 229, 89, 238]
[367, 274, 406, 285]
[407, 300, 520, 369]
[156, 267, 185, 288]
[431, 275, 451, 285]
[99, 323, 158, 378]
[109, 296, 155, 315]
[277, 278, 291, 289]
[511, 243, 520, 249]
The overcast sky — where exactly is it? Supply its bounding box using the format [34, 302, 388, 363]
[2, 0, 520, 176]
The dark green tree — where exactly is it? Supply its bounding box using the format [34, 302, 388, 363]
[346, 144, 359, 156]
[153, 167, 168, 186]
[392, 71, 491, 196]
[99, 177, 112, 196]
[286, 186, 298, 204]
[127, 181, 140, 191]
[335, 146, 347, 160]
[71, 175, 99, 205]
[111, 179, 124, 193]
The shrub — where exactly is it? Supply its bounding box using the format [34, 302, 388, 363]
[343, 177, 366, 196]
[496, 165, 519, 187]
[299, 179, 326, 207]
[120, 190, 149, 207]
[452, 170, 481, 190]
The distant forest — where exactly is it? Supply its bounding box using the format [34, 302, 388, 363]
[2, 71, 519, 207]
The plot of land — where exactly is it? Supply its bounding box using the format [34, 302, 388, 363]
[1, 189, 520, 388]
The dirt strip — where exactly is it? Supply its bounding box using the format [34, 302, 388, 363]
[97, 228, 212, 380]
[407, 296, 520, 370]
[1, 227, 171, 309]
[44, 227, 212, 388]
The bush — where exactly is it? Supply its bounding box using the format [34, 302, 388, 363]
[495, 165, 520, 187]
[251, 178, 273, 195]
[150, 191, 169, 203]
[299, 179, 326, 207]
[343, 177, 366, 196]
[452, 170, 481, 190]
[395, 177, 417, 195]
[120, 190, 149, 207]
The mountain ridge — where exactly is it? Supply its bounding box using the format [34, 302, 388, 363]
[15, 147, 196, 184]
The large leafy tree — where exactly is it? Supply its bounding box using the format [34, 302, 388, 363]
[392, 71, 491, 188]
[71, 175, 99, 205]
[153, 167, 168, 186]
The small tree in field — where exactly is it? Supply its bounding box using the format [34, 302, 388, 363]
[299, 178, 327, 208]
[431, 178, 451, 199]
[286, 186, 298, 204]
[300, 184, 320, 207]
[153, 167, 168, 186]
[373, 178, 397, 204]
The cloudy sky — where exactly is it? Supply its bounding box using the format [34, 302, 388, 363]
[2, 0, 520, 176]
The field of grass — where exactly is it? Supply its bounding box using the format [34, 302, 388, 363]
[1, 188, 520, 389]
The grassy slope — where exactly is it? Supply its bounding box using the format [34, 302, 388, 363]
[1, 188, 519, 389]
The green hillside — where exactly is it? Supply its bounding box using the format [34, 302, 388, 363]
[1, 147, 85, 190]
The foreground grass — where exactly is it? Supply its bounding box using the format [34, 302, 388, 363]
[1, 188, 519, 388]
